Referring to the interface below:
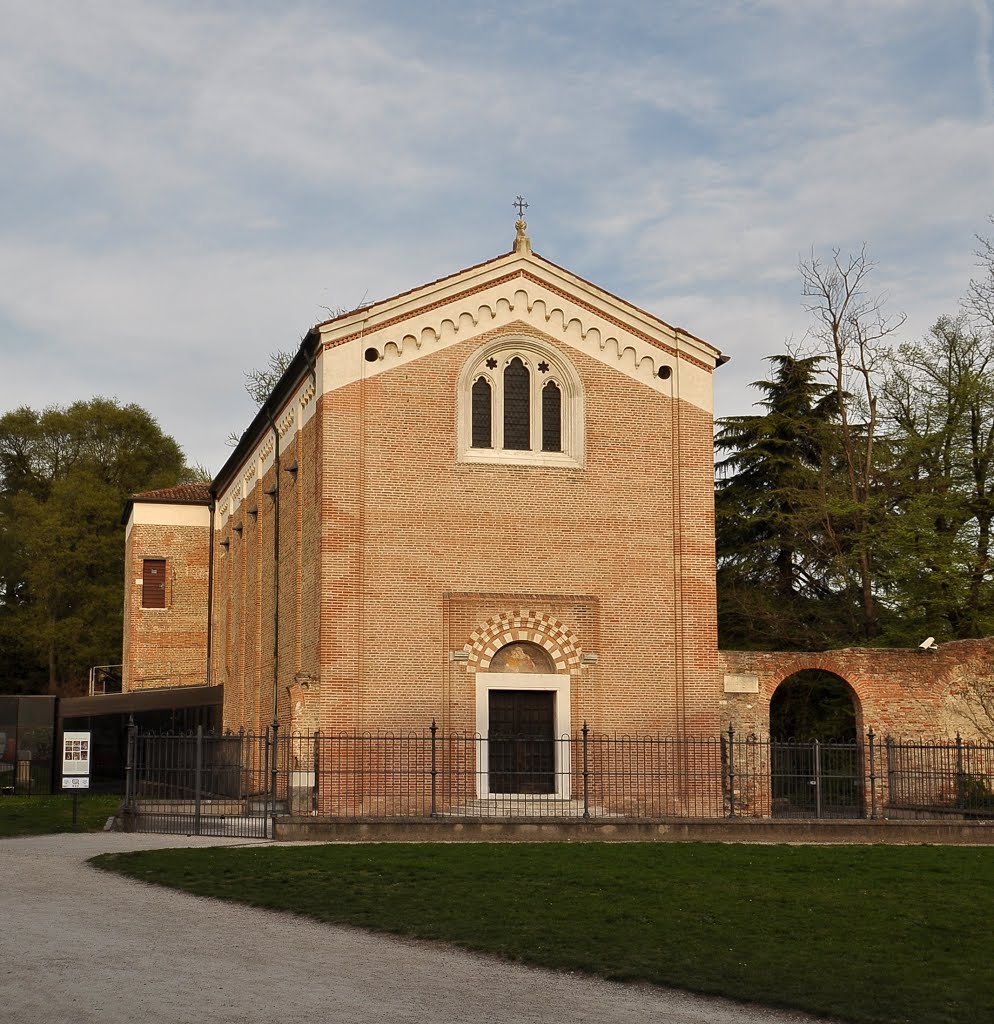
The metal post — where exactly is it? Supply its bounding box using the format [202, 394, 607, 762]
[124, 715, 136, 817]
[956, 732, 964, 809]
[194, 725, 203, 836]
[270, 719, 279, 839]
[312, 730, 320, 813]
[885, 735, 894, 812]
[581, 721, 590, 820]
[237, 726, 245, 801]
[727, 723, 736, 818]
[263, 726, 272, 839]
[867, 728, 877, 820]
[430, 719, 438, 817]
[813, 739, 822, 819]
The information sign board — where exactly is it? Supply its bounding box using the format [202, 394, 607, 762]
[62, 730, 91, 789]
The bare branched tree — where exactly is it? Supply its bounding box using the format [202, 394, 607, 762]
[317, 290, 370, 322]
[965, 216, 994, 330]
[183, 462, 213, 484]
[244, 349, 295, 407]
[223, 350, 295, 448]
[949, 656, 994, 741]
[227, 293, 374, 447]
[799, 245, 906, 639]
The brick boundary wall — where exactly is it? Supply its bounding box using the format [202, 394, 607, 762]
[718, 638, 994, 741]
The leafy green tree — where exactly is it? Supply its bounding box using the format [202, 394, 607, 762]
[0, 399, 188, 695]
[719, 239, 994, 651]
[879, 316, 994, 642]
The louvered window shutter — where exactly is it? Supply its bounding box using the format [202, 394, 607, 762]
[142, 558, 167, 608]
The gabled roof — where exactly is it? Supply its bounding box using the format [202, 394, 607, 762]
[313, 249, 514, 330]
[213, 235, 725, 495]
[122, 483, 212, 525]
[313, 245, 721, 361]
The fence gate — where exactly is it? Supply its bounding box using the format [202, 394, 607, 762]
[770, 740, 863, 819]
[125, 725, 278, 838]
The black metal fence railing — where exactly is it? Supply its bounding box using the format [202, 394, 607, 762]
[122, 724, 994, 835]
[767, 739, 865, 819]
[125, 724, 272, 837]
[0, 756, 52, 796]
[885, 735, 994, 817]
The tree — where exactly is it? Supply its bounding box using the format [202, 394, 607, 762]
[798, 246, 906, 641]
[715, 355, 847, 648]
[0, 399, 188, 695]
[233, 296, 371, 434]
[880, 315, 994, 642]
[965, 215, 994, 331]
[243, 349, 295, 407]
[948, 655, 994, 742]
[718, 237, 994, 651]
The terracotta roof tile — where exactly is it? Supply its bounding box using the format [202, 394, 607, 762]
[131, 483, 211, 503]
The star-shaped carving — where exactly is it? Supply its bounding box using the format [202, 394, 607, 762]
[537, 360, 550, 373]
[485, 357, 498, 369]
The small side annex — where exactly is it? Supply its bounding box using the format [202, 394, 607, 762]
[121, 483, 212, 692]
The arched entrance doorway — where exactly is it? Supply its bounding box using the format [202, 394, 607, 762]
[770, 670, 858, 741]
[769, 670, 862, 818]
[476, 641, 571, 797]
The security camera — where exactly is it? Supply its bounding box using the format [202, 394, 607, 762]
[918, 636, 938, 651]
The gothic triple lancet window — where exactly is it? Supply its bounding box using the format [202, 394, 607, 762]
[459, 339, 583, 467]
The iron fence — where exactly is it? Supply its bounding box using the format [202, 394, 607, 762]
[125, 724, 274, 837]
[123, 724, 994, 834]
[886, 735, 994, 817]
[0, 756, 52, 796]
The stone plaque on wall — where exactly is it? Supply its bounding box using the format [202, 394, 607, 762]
[723, 673, 760, 694]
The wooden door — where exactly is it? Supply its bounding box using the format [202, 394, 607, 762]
[488, 690, 555, 794]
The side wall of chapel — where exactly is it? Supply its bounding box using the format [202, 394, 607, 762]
[212, 406, 324, 735]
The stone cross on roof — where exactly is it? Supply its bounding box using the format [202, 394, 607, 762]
[513, 195, 531, 254]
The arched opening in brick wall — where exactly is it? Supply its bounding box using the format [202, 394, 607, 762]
[768, 670, 863, 819]
[770, 669, 859, 742]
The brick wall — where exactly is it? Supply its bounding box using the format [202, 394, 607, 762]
[123, 518, 210, 691]
[208, 322, 721, 738]
[307, 323, 720, 741]
[719, 638, 994, 741]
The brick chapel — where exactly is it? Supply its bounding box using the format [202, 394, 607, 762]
[121, 220, 994, 761]
[122, 219, 725, 753]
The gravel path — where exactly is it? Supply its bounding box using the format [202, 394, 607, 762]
[1, 831, 840, 1023]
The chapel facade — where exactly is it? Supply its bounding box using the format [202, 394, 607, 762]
[122, 222, 726, 756]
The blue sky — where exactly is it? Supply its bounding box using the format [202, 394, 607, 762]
[2, 1, 993, 474]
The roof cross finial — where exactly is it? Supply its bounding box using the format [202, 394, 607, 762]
[513, 195, 531, 254]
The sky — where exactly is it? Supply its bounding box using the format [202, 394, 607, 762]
[2, 0, 993, 475]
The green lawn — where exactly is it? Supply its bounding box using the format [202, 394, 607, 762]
[0, 794, 121, 837]
[92, 842, 994, 1024]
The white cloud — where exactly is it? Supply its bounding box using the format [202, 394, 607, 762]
[973, 0, 994, 118]
[0, 0, 991, 467]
